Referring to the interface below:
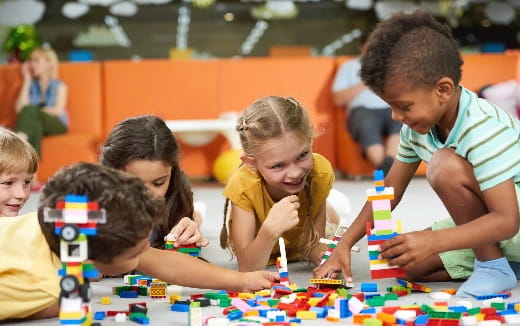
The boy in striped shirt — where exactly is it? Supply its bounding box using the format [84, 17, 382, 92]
[315, 10, 520, 297]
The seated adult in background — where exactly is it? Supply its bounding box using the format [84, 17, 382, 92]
[332, 34, 402, 174]
[14, 46, 68, 157]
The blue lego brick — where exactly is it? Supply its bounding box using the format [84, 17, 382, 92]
[360, 282, 378, 292]
[374, 170, 384, 181]
[83, 270, 99, 278]
[507, 302, 520, 310]
[60, 319, 86, 325]
[498, 310, 518, 316]
[310, 307, 327, 318]
[367, 233, 398, 241]
[58, 269, 66, 277]
[396, 279, 407, 287]
[475, 293, 510, 300]
[289, 318, 301, 323]
[312, 292, 325, 298]
[414, 315, 429, 326]
[360, 308, 376, 314]
[119, 290, 138, 298]
[448, 306, 468, 313]
[275, 315, 286, 322]
[93, 312, 105, 320]
[279, 272, 289, 278]
[54, 227, 97, 236]
[247, 299, 256, 306]
[337, 298, 351, 318]
[65, 194, 88, 203]
[396, 318, 407, 325]
[227, 310, 243, 320]
[171, 304, 190, 312]
[364, 293, 381, 300]
[259, 309, 277, 318]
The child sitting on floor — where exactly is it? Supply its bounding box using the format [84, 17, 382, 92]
[0, 162, 278, 322]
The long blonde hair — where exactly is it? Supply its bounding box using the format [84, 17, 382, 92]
[0, 128, 38, 175]
[220, 96, 319, 259]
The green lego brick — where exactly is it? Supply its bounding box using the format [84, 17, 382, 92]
[267, 299, 279, 307]
[82, 263, 96, 271]
[165, 243, 174, 250]
[420, 304, 434, 313]
[177, 247, 202, 253]
[373, 210, 391, 220]
[468, 307, 481, 315]
[363, 318, 383, 326]
[138, 286, 148, 296]
[384, 293, 398, 301]
[491, 302, 505, 310]
[445, 312, 462, 319]
[366, 297, 385, 307]
[204, 292, 220, 300]
[293, 288, 308, 293]
[374, 229, 393, 235]
[219, 298, 231, 308]
[336, 288, 349, 297]
[190, 302, 201, 307]
[428, 311, 448, 319]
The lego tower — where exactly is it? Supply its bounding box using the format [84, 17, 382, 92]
[366, 170, 406, 279]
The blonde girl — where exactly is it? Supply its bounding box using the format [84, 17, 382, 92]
[220, 96, 337, 272]
[15, 46, 68, 157]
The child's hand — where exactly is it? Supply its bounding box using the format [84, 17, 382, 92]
[21, 62, 31, 81]
[241, 270, 279, 292]
[263, 195, 300, 238]
[313, 250, 351, 284]
[379, 230, 436, 270]
[165, 217, 209, 247]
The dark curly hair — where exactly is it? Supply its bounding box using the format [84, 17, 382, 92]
[38, 162, 164, 263]
[100, 115, 194, 249]
[360, 10, 463, 95]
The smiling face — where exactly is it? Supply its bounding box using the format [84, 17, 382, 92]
[93, 236, 150, 275]
[123, 159, 172, 198]
[0, 171, 33, 217]
[246, 131, 313, 201]
[379, 78, 457, 135]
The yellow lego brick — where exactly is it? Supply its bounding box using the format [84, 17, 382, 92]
[369, 260, 389, 265]
[64, 202, 88, 210]
[432, 306, 448, 311]
[244, 310, 259, 317]
[66, 265, 83, 276]
[475, 313, 485, 321]
[101, 296, 111, 305]
[307, 297, 322, 307]
[238, 292, 255, 299]
[255, 289, 271, 297]
[309, 278, 343, 285]
[169, 295, 181, 304]
[296, 310, 317, 320]
[328, 293, 339, 306]
[376, 312, 396, 324]
[59, 311, 84, 319]
[288, 284, 298, 290]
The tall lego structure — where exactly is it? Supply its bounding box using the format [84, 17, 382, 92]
[44, 194, 106, 325]
[366, 170, 406, 279]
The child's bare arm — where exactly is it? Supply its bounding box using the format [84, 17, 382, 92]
[42, 83, 67, 117]
[314, 160, 419, 279]
[232, 196, 300, 272]
[137, 247, 278, 292]
[308, 202, 327, 265]
[381, 178, 520, 269]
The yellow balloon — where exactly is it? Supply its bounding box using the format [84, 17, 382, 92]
[213, 149, 243, 184]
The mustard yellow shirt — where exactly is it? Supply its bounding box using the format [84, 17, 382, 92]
[0, 212, 61, 320]
[224, 153, 334, 263]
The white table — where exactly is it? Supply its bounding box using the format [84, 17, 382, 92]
[165, 119, 241, 149]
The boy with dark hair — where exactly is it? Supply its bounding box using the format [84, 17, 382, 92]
[316, 10, 520, 297]
[1, 162, 278, 321]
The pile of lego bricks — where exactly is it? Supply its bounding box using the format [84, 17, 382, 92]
[165, 279, 520, 326]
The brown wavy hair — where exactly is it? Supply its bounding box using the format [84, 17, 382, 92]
[100, 115, 194, 248]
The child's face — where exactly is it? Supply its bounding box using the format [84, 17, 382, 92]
[93, 236, 150, 276]
[0, 171, 33, 217]
[28, 51, 51, 78]
[250, 131, 313, 200]
[123, 160, 172, 198]
[380, 81, 446, 135]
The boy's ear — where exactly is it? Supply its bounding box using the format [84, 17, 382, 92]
[240, 152, 256, 171]
[436, 77, 455, 103]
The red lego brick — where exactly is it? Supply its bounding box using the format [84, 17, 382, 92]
[370, 268, 406, 279]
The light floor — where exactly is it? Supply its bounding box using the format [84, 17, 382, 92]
[8, 177, 520, 325]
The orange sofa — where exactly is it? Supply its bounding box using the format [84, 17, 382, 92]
[0, 62, 103, 181]
[1, 53, 517, 181]
[334, 53, 520, 177]
[102, 57, 338, 178]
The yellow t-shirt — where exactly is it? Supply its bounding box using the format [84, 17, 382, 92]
[0, 212, 61, 320]
[223, 153, 334, 263]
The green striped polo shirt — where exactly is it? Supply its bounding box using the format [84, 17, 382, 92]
[397, 86, 520, 191]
